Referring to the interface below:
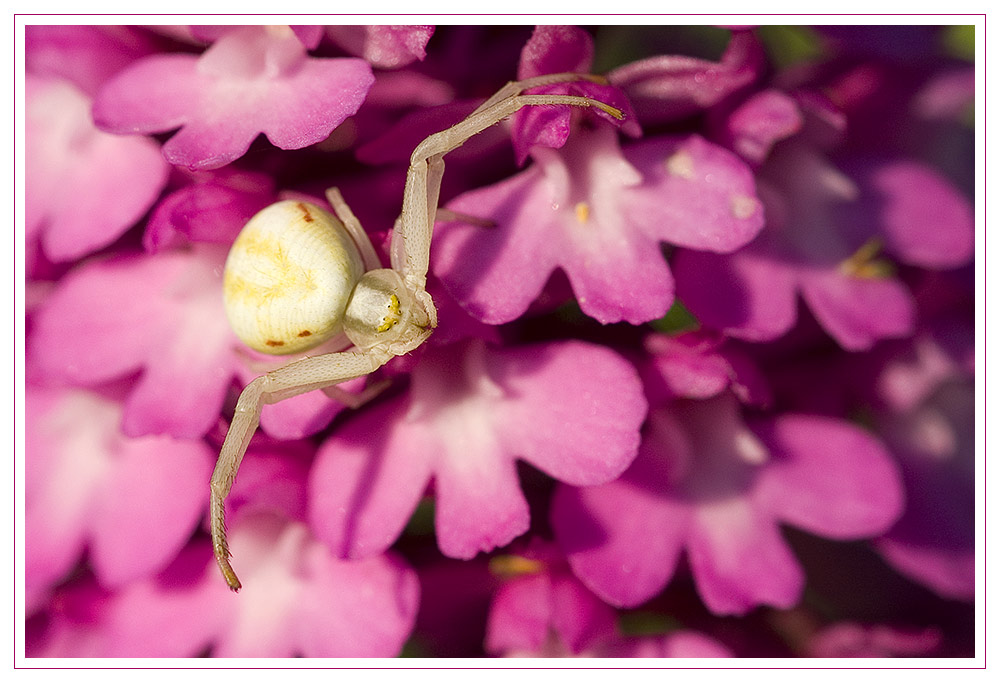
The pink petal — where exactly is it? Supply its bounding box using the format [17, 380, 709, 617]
[308, 399, 434, 559]
[553, 422, 692, 608]
[326, 25, 434, 68]
[29, 246, 241, 439]
[875, 538, 975, 600]
[673, 245, 800, 342]
[800, 268, 916, 351]
[495, 341, 646, 485]
[753, 415, 904, 539]
[89, 435, 213, 587]
[723, 89, 803, 164]
[859, 160, 974, 268]
[26, 76, 169, 262]
[686, 498, 804, 615]
[433, 437, 531, 559]
[485, 573, 552, 654]
[608, 30, 763, 124]
[623, 134, 765, 252]
[433, 167, 561, 324]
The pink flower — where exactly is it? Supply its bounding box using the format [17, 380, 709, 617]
[93, 26, 374, 170]
[25, 385, 212, 612]
[28, 245, 239, 438]
[434, 126, 763, 325]
[807, 623, 941, 658]
[552, 340, 904, 614]
[309, 338, 646, 560]
[26, 75, 169, 263]
[28, 515, 419, 658]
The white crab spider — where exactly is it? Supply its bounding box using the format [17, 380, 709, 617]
[211, 72, 624, 591]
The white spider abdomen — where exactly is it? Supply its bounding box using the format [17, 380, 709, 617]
[223, 200, 365, 355]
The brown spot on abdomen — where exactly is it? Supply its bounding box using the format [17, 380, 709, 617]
[297, 202, 314, 222]
[298, 330, 312, 337]
[265, 340, 285, 347]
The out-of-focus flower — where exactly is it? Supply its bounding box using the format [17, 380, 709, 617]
[26, 75, 169, 263]
[27, 515, 420, 658]
[608, 29, 765, 125]
[485, 540, 618, 656]
[28, 245, 238, 438]
[25, 385, 212, 612]
[674, 138, 973, 350]
[434, 127, 763, 325]
[806, 622, 941, 658]
[143, 169, 276, 253]
[93, 25, 375, 170]
[552, 338, 904, 614]
[309, 338, 646, 560]
[871, 321, 976, 600]
[326, 25, 435, 69]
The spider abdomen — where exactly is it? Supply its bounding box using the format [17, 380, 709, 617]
[223, 200, 365, 355]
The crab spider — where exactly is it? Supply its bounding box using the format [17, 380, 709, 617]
[211, 73, 625, 591]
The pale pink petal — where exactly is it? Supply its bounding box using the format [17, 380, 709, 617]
[308, 399, 434, 559]
[89, 435, 212, 587]
[28, 245, 241, 439]
[723, 89, 803, 164]
[26, 76, 169, 262]
[495, 340, 646, 485]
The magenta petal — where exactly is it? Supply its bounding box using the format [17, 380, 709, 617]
[753, 415, 904, 538]
[485, 573, 551, 654]
[858, 160, 974, 268]
[687, 499, 804, 615]
[724, 89, 803, 164]
[308, 399, 433, 559]
[800, 269, 916, 351]
[89, 435, 212, 587]
[433, 168, 560, 324]
[434, 444, 531, 559]
[624, 135, 765, 251]
[326, 25, 434, 68]
[875, 538, 975, 600]
[495, 341, 645, 485]
[553, 427, 691, 608]
[550, 574, 619, 653]
[673, 246, 799, 342]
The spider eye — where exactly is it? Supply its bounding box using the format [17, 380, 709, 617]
[375, 294, 402, 333]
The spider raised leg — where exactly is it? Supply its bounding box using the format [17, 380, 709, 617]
[211, 73, 624, 591]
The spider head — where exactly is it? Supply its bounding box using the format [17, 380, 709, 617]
[344, 268, 432, 354]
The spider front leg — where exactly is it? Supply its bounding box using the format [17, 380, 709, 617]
[211, 349, 391, 591]
[391, 73, 624, 295]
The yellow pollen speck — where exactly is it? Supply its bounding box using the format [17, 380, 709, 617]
[665, 151, 695, 179]
[574, 202, 590, 224]
[730, 194, 758, 220]
[489, 555, 546, 578]
[839, 238, 895, 279]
